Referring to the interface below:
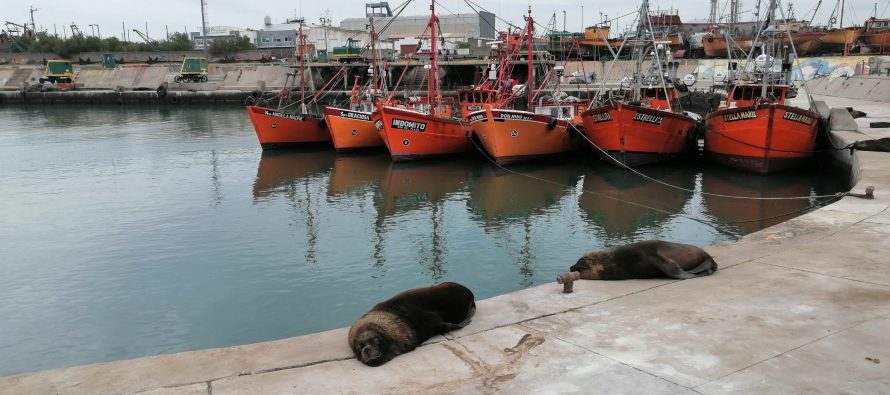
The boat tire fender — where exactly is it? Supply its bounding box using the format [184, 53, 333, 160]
[547, 119, 558, 130]
[169, 95, 180, 105]
[318, 118, 327, 129]
[156, 85, 167, 98]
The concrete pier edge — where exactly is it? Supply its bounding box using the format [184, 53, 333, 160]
[2, 84, 889, 394]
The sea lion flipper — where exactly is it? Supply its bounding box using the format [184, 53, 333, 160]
[686, 258, 718, 277]
[654, 251, 695, 279]
[453, 303, 476, 328]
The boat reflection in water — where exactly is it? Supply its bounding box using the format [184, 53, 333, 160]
[468, 160, 582, 228]
[578, 164, 695, 238]
[467, 159, 584, 286]
[700, 166, 819, 234]
[375, 158, 475, 216]
[327, 153, 392, 197]
[252, 149, 336, 200]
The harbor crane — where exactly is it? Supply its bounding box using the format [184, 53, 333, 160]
[131, 28, 161, 51]
[131, 28, 167, 63]
[70, 23, 84, 37]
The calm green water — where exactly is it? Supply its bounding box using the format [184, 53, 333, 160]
[0, 106, 847, 376]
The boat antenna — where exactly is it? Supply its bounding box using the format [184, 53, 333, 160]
[775, 0, 815, 109]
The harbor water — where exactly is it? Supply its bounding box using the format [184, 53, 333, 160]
[0, 105, 848, 376]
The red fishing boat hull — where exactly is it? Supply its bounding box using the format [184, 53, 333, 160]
[323, 106, 383, 151]
[246, 105, 331, 149]
[468, 108, 573, 165]
[704, 104, 820, 174]
[580, 103, 697, 167]
[375, 106, 473, 162]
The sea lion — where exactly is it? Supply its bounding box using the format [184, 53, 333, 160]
[348, 282, 475, 367]
[569, 240, 717, 280]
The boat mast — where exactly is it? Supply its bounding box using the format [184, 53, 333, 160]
[761, 0, 777, 99]
[525, 6, 534, 110]
[370, 16, 379, 92]
[840, 0, 845, 27]
[633, 0, 649, 102]
[428, 0, 440, 116]
[298, 19, 307, 105]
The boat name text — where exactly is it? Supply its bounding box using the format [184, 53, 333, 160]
[391, 118, 428, 132]
[782, 111, 814, 125]
[338, 110, 371, 121]
[632, 113, 663, 125]
[468, 114, 487, 122]
[723, 111, 757, 122]
[264, 110, 305, 121]
[498, 113, 535, 121]
[590, 112, 612, 123]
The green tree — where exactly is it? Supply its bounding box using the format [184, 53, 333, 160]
[208, 36, 254, 56]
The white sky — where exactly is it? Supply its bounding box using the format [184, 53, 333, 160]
[6, 0, 888, 40]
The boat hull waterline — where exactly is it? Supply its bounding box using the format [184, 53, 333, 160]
[247, 105, 331, 149]
[580, 103, 698, 167]
[323, 107, 384, 151]
[468, 107, 573, 165]
[375, 106, 473, 162]
[704, 104, 820, 174]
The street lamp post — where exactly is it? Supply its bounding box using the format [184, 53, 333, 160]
[320, 17, 330, 56]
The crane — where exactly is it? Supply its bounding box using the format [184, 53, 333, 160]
[70, 23, 83, 37]
[131, 28, 167, 63]
[131, 28, 161, 52]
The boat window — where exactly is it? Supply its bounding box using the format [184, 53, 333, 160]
[772, 88, 784, 100]
[657, 90, 667, 100]
[732, 88, 743, 100]
[742, 88, 754, 100]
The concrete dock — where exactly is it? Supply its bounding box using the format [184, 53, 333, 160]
[1, 78, 889, 394]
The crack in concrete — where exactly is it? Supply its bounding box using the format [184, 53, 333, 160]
[438, 333, 545, 394]
[689, 311, 890, 391]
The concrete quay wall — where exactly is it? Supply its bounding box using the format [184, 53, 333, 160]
[1, 89, 889, 393]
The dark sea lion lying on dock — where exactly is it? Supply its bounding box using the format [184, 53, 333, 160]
[348, 282, 475, 366]
[567, 240, 717, 281]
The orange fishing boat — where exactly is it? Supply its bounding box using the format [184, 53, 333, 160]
[247, 18, 332, 149]
[468, 8, 577, 164]
[818, 26, 864, 54]
[247, 106, 330, 149]
[324, 105, 380, 151]
[324, 18, 387, 152]
[705, 85, 820, 173]
[861, 17, 890, 54]
[704, 3, 821, 174]
[376, 0, 473, 161]
[375, 105, 472, 161]
[581, 100, 698, 166]
[703, 30, 824, 57]
[470, 107, 571, 164]
[579, 3, 698, 168]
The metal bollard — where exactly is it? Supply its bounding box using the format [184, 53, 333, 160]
[556, 271, 582, 294]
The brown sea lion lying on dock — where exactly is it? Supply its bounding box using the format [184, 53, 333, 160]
[348, 282, 475, 366]
[566, 240, 718, 281]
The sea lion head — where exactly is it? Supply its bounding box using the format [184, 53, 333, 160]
[350, 327, 397, 367]
[570, 250, 610, 280]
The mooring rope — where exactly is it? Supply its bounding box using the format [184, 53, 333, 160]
[705, 125, 855, 154]
[566, 123, 847, 201]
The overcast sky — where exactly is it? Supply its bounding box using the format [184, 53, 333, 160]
[7, 0, 888, 40]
